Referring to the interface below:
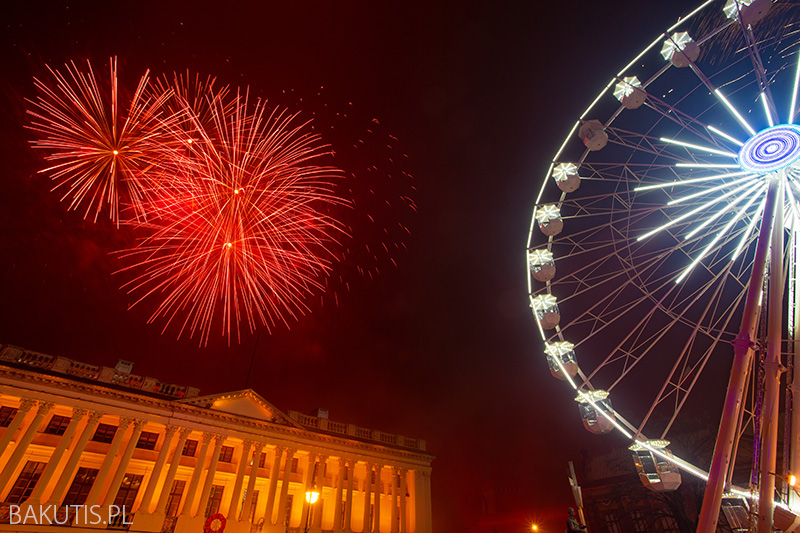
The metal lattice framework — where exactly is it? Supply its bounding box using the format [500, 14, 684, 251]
[526, 1, 800, 529]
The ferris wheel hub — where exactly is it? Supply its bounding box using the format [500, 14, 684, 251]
[738, 124, 800, 173]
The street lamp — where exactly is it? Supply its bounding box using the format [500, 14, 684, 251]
[303, 489, 320, 533]
[303, 460, 320, 533]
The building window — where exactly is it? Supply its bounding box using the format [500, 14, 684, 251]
[240, 489, 259, 521]
[604, 512, 621, 533]
[291, 458, 298, 473]
[62, 467, 99, 507]
[341, 501, 348, 529]
[205, 485, 224, 517]
[0, 406, 18, 427]
[183, 439, 198, 457]
[136, 431, 159, 450]
[343, 466, 349, 481]
[283, 495, 293, 526]
[371, 470, 376, 484]
[258, 452, 266, 468]
[369, 503, 374, 531]
[660, 516, 680, 532]
[44, 414, 71, 436]
[112, 474, 143, 511]
[92, 423, 118, 443]
[219, 446, 234, 463]
[164, 480, 186, 517]
[6, 461, 46, 504]
[631, 510, 647, 532]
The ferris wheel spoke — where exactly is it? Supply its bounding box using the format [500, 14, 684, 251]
[643, 93, 737, 150]
[789, 46, 800, 124]
[635, 170, 754, 192]
[645, 273, 744, 438]
[638, 179, 761, 242]
[660, 137, 739, 158]
[737, 14, 781, 125]
[677, 183, 767, 281]
[588, 255, 743, 393]
[606, 128, 690, 164]
[708, 125, 745, 147]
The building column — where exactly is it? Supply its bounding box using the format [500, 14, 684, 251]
[47, 411, 102, 506]
[262, 446, 284, 525]
[344, 459, 355, 533]
[154, 427, 192, 515]
[195, 434, 225, 518]
[139, 426, 178, 513]
[24, 407, 87, 505]
[409, 470, 431, 533]
[225, 440, 253, 519]
[83, 417, 132, 507]
[312, 455, 327, 528]
[332, 458, 346, 531]
[240, 441, 263, 522]
[0, 401, 53, 500]
[300, 452, 318, 528]
[102, 419, 146, 506]
[0, 398, 35, 464]
[362, 463, 373, 533]
[181, 432, 213, 517]
[374, 465, 382, 533]
[398, 471, 406, 533]
[276, 449, 296, 526]
[390, 469, 399, 533]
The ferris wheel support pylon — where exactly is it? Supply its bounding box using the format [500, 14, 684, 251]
[791, 228, 800, 513]
[757, 175, 785, 533]
[697, 175, 781, 533]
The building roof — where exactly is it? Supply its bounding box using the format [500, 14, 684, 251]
[178, 389, 301, 427]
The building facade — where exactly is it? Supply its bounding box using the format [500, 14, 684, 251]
[0, 345, 434, 533]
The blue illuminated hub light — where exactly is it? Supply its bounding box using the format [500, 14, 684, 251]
[738, 124, 800, 173]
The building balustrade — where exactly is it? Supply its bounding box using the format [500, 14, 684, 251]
[287, 411, 427, 452]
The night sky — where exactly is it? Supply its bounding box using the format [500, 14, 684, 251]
[0, 1, 702, 531]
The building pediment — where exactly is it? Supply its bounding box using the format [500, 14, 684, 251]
[177, 389, 299, 427]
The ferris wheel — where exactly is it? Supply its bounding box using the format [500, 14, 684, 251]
[526, 0, 800, 530]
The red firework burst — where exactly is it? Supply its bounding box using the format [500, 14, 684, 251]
[117, 86, 347, 345]
[27, 57, 176, 223]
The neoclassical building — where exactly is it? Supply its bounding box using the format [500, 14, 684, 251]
[0, 344, 434, 533]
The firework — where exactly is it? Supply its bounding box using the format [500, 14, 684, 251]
[275, 89, 417, 304]
[27, 57, 176, 223]
[117, 86, 347, 345]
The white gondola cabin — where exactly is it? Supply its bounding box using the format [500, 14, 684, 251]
[661, 32, 699, 68]
[628, 440, 682, 492]
[724, 0, 771, 26]
[544, 341, 577, 380]
[552, 163, 581, 193]
[528, 249, 556, 282]
[578, 119, 608, 151]
[531, 294, 560, 330]
[575, 390, 614, 434]
[535, 205, 563, 237]
[613, 76, 646, 110]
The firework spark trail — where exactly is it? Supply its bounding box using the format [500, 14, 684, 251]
[26, 57, 178, 224]
[118, 86, 348, 345]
